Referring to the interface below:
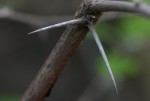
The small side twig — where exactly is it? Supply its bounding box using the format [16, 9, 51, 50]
[94, 0, 150, 18]
[0, 5, 73, 26]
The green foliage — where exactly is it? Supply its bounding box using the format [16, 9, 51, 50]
[95, 52, 139, 79]
[87, 22, 115, 43]
[0, 95, 20, 101]
[144, 0, 150, 3]
[89, 15, 150, 43]
[92, 15, 149, 80]
[95, 22, 112, 42]
[121, 15, 150, 41]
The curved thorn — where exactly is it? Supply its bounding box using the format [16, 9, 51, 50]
[87, 21, 118, 94]
[28, 18, 86, 35]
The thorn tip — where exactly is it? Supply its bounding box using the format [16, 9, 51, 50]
[27, 18, 85, 35]
[87, 21, 118, 94]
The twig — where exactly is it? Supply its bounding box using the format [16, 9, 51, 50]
[1, 0, 150, 27]
[26, 0, 150, 34]
[0, 5, 123, 26]
[0, 5, 73, 26]
[93, 0, 150, 18]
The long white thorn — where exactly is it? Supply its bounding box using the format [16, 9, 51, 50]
[28, 18, 85, 35]
[87, 22, 118, 94]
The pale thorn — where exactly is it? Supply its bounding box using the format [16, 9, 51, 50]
[87, 21, 118, 94]
[28, 18, 86, 35]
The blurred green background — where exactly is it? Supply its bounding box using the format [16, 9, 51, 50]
[0, 0, 150, 101]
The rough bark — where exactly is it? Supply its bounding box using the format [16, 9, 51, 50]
[20, 0, 102, 101]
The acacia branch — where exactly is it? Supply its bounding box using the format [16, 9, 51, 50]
[0, 5, 118, 26]
[1, 0, 150, 27]
[20, 0, 101, 101]
[20, 0, 150, 101]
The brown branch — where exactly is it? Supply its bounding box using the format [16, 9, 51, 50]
[94, 0, 150, 18]
[1, 1, 150, 27]
[0, 5, 123, 26]
[20, 0, 102, 101]
[20, 0, 150, 101]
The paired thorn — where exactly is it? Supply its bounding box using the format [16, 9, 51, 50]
[87, 21, 118, 94]
[28, 18, 86, 35]
[27, 18, 118, 94]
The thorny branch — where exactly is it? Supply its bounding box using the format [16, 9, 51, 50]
[0, 5, 121, 26]
[20, 0, 150, 101]
[1, 1, 150, 26]
[26, 1, 150, 34]
[20, 0, 102, 100]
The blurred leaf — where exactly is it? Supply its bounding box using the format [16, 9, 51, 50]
[87, 22, 118, 47]
[144, 0, 150, 3]
[95, 52, 139, 79]
[121, 15, 150, 41]
[87, 22, 111, 39]
[95, 22, 112, 42]
[0, 94, 19, 101]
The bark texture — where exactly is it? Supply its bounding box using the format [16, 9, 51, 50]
[20, 0, 102, 101]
